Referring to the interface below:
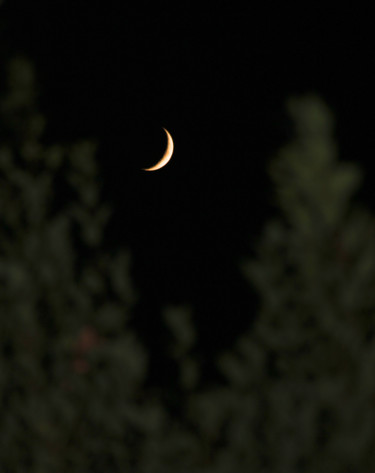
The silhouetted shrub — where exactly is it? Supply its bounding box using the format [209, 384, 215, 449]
[185, 95, 375, 473]
[0, 56, 165, 473]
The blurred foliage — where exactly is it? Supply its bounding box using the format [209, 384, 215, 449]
[199, 94, 375, 473]
[2, 56, 375, 473]
[0, 56, 165, 472]
[154, 94, 375, 473]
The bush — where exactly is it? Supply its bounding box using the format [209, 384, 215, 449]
[186, 95, 375, 473]
[0, 56, 164, 473]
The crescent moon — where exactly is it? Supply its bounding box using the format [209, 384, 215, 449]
[143, 128, 174, 171]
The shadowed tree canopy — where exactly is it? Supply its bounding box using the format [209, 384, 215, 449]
[2, 55, 375, 472]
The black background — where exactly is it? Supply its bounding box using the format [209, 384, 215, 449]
[1, 2, 374, 369]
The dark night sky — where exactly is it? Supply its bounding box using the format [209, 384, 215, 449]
[1, 3, 374, 363]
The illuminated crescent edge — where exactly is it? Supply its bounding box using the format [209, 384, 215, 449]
[143, 128, 174, 171]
